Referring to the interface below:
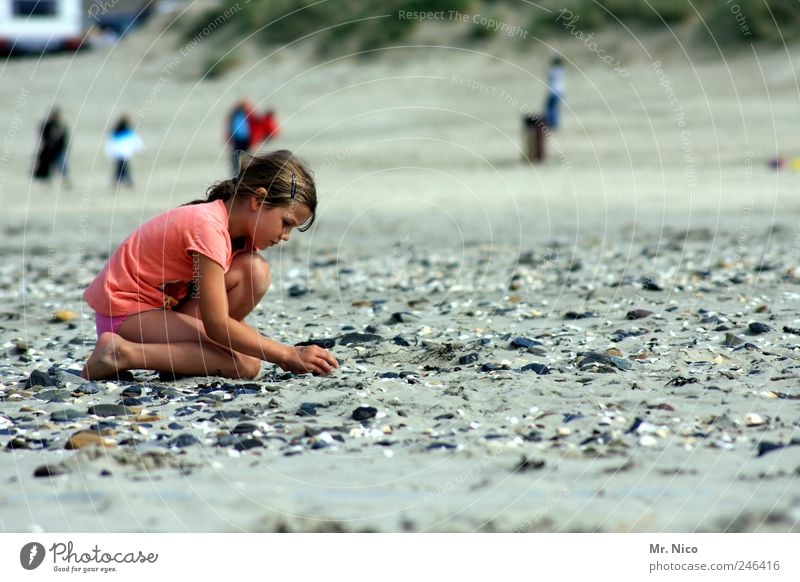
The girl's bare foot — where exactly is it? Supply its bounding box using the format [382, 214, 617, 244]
[81, 333, 131, 380]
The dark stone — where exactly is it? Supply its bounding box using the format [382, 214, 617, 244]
[520, 363, 549, 375]
[665, 376, 699, 387]
[50, 408, 85, 422]
[169, 434, 199, 448]
[626, 309, 653, 320]
[783, 326, 800, 335]
[216, 434, 237, 447]
[480, 363, 506, 372]
[210, 410, 253, 421]
[426, 442, 457, 451]
[564, 311, 596, 320]
[231, 423, 258, 435]
[121, 386, 142, 397]
[295, 338, 336, 349]
[297, 402, 322, 417]
[392, 335, 411, 347]
[35, 389, 70, 403]
[119, 398, 143, 407]
[510, 337, 540, 349]
[168, 422, 183, 430]
[379, 372, 400, 379]
[352, 406, 378, 421]
[87, 404, 133, 418]
[390, 312, 419, 324]
[748, 322, 773, 335]
[458, 352, 479, 365]
[434, 413, 455, 420]
[577, 352, 631, 371]
[609, 328, 647, 342]
[175, 406, 201, 417]
[288, 284, 309, 297]
[757, 441, 784, 457]
[626, 417, 645, 434]
[562, 413, 584, 423]
[641, 278, 663, 291]
[338, 332, 383, 346]
[514, 456, 546, 472]
[235, 438, 264, 451]
[33, 464, 67, 478]
[6, 438, 28, 450]
[77, 382, 103, 395]
[25, 369, 58, 388]
[524, 431, 543, 442]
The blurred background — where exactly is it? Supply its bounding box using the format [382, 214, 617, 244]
[2, 0, 799, 252]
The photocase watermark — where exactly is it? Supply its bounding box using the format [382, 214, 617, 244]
[87, 0, 122, 20]
[397, 9, 529, 39]
[19, 540, 158, 573]
[651, 61, 695, 193]
[137, 1, 249, 119]
[733, 150, 755, 263]
[423, 448, 502, 502]
[726, 0, 752, 37]
[450, 73, 572, 170]
[20, 542, 46, 570]
[556, 9, 629, 77]
[311, 141, 369, 179]
[0, 88, 31, 208]
[513, 485, 573, 532]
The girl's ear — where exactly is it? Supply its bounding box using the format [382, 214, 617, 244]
[248, 195, 260, 212]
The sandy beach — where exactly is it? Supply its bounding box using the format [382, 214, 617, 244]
[1, 6, 799, 532]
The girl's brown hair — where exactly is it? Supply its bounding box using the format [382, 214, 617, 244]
[188, 149, 317, 231]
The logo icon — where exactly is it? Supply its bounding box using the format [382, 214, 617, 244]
[20, 542, 46, 570]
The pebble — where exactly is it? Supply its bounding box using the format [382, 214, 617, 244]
[458, 352, 479, 365]
[88, 404, 133, 418]
[288, 284, 309, 297]
[53, 310, 77, 322]
[50, 408, 85, 422]
[352, 406, 378, 421]
[25, 370, 59, 388]
[510, 337, 540, 349]
[33, 465, 68, 478]
[639, 435, 659, 447]
[520, 363, 549, 375]
[626, 309, 653, 320]
[744, 413, 765, 426]
[338, 332, 383, 346]
[66, 431, 114, 449]
[748, 322, 772, 335]
[169, 434, 199, 448]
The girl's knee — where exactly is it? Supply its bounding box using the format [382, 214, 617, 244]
[230, 252, 271, 295]
[235, 354, 262, 379]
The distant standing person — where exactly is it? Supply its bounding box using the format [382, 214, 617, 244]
[544, 55, 565, 130]
[106, 116, 143, 189]
[226, 100, 253, 176]
[33, 107, 70, 187]
[250, 109, 281, 151]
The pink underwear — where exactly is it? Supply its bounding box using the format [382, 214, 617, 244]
[95, 313, 129, 337]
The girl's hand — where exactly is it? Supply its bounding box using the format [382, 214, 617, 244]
[280, 345, 339, 376]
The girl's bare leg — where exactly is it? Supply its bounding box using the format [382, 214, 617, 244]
[82, 331, 260, 379]
[81, 252, 271, 380]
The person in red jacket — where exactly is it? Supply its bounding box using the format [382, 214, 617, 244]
[249, 109, 280, 151]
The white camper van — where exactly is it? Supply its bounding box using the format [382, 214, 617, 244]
[0, 0, 85, 54]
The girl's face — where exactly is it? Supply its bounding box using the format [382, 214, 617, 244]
[247, 196, 311, 250]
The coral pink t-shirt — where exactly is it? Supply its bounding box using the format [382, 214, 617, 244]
[84, 200, 248, 317]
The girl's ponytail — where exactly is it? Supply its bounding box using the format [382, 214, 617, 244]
[185, 178, 236, 205]
[184, 150, 316, 230]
